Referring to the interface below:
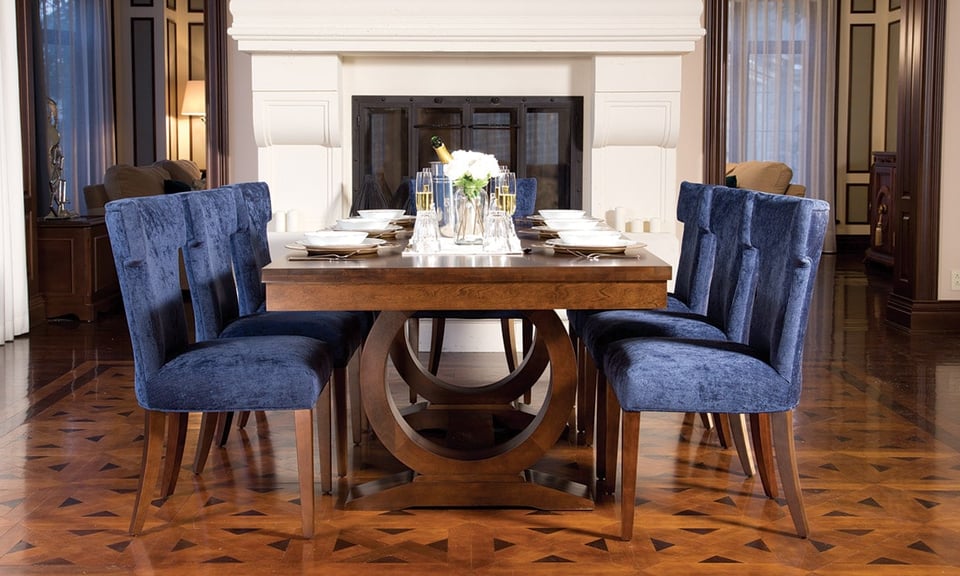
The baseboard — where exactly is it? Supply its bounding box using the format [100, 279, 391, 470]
[887, 294, 960, 332]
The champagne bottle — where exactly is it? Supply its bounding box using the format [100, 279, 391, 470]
[430, 136, 453, 164]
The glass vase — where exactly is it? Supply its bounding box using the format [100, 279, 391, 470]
[454, 186, 487, 245]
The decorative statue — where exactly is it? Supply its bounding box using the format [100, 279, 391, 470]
[45, 98, 76, 219]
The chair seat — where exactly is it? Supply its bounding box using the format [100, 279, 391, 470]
[221, 311, 367, 367]
[142, 335, 331, 412]
[603, 337, 794, 414]
[581, 308, 727, 364]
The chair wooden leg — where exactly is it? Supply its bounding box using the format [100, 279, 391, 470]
[130, 410, 166, 536]
[619, 411, 641, 541]
[521, 319, 533, 404]
[698, 412, 715, 430]
[349, 347, 363, 445]
[160, 412, 188, 499]
[406, 319, 420, 404]
[216, 411, 233, 447]
[317, 384, 333, 494]
[602, 372, 621, 493]
[579, 346, 598, 446]
[714, 413, 732, 448]
[726, 413, 756, 477]
[332, 366, 348, 478]
[499, 318, 519, 373]
[594, 367, 608, 494]
[427, 318, 445, 376]
[770, 411, 808, 538]
[237, 411, 251, 429]
[193, 412, 223, 474]
[294, 408, 315, 539]
[751, 413, 777, 497]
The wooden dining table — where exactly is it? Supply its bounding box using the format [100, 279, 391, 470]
[262, 234, 671, 511]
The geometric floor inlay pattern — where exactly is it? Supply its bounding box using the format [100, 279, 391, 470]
[2, 259, 960, 573]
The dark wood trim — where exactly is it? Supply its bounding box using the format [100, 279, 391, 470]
[887, 295, 960, 332]
[702, 0, 727, 186]
[889, 0, 944, 324]
[204, 0, 228, 187]
[16, 0, 46, 326]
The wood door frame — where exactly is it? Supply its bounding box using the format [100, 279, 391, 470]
[704, 0, 955, 331]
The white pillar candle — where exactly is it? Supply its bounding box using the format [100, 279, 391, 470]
[286, 209, 300, 232]
[614, 206, 628, 231]
[272, 211, 286, 232]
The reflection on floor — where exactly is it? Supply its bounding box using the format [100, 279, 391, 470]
[1, 254, 959, 574]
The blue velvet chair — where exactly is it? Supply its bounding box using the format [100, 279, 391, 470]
[566, 181, 718, 443]
[231, 181, 374, 451]
[105, 194, 332, 538]
[181, 185, 369, 493]
[408, 178, 538, 378]
[586, 185, 760, 478]
[597, 190, 829, 540]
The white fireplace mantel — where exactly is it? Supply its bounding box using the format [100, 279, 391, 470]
[231, 2, 700, 243]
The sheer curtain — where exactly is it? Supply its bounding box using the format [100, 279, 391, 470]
[38, 0, 115, 214]
[1, 2, 29, 342]
[727, 0, 837, 252]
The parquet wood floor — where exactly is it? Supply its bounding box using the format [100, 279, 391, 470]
[1, 254, 960, 574]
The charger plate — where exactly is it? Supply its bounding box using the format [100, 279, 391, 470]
[287, 237, 387, 258]
[545, 238, 644, 255]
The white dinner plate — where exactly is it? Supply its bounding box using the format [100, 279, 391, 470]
[545, 238, 644, 254]
[289, 237, 387, 256]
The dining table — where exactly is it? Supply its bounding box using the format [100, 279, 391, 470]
[261, 232, 671, 511]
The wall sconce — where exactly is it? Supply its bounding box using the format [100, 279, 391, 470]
[181, 80, 206, 121]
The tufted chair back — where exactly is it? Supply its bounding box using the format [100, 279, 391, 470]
[105, 195, 192, 403]
[230, 182, 273, 315]
[671, 181, 716, 316]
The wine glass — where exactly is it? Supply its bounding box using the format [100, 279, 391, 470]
[496, 171, 517, 216]
[415, 169, 434, 213]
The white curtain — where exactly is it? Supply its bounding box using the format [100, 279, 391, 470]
[1, 2, 30, 343]
[727, 0, 838, 252]
[39, 0, 115, 214]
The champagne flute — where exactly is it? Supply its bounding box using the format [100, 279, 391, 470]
[415, 169, 434, 213]
[496, 171, 517, 216]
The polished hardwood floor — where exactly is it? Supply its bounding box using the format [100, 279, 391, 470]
[1, 253, 960, 574]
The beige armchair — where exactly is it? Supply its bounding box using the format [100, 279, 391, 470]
[725, 161, 805, 197]
[83, 159, 203, 216]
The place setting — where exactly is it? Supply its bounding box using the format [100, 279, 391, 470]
[333, 209, 406, 239]
[285, 230, 395, 260]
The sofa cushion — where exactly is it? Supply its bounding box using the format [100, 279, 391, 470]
[725, 161, 793, 194]
[103, 164, 170, 201]
[156, 159, 202, 187]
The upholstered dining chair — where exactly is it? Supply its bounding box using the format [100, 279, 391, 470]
[106, 193, 331, 538]
[597, 190, 829, 540]
[181, 185, 368, 494]
[230, 181, 374, 451]
[585, 185, 760, 479]
[408, 177, 538, 379]
[566, 181, 718, 443]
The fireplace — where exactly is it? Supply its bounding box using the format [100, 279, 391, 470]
[229, 0, 704, 348]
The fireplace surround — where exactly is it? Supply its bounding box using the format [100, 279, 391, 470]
[228, 0, 704, 349]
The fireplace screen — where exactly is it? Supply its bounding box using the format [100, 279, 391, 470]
[353, 96, 583, 212]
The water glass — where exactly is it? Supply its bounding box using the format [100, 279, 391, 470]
[483, 210, 512, 253]
[409, 209, 441, 253]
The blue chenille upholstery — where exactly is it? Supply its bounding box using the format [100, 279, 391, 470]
[230, 181, 376, 338]
[599, 190, 829, 541]
[603, 191, 829, 414]
[180, 186, 366, 368]
[106, 193, 332, 412]
[580, 185, 758, 364]
[105, 194, 330, 537]
[566, 181, 717, 338]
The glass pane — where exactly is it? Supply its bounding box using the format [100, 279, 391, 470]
[470, 108, 517, 168]
[526, 107, 571, 210]
[416, 108, 463, 170]
[364, 107, 408, 206]
[847, 25, 875, 172]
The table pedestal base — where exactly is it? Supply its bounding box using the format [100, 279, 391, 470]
[344, 470, 593, 511]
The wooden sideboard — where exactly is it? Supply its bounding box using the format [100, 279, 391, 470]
[37, 217, 120, 321]
[865, 152, 896, 268]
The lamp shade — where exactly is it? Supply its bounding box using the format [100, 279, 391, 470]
[181, 80, 205, 117]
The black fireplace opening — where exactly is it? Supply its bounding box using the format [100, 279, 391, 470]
[352, 95, 583, 213]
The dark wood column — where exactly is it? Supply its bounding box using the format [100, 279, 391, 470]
[204, 0, 229, 188]
[702, 0, 727, 186]
[886, 0, 960, 330]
